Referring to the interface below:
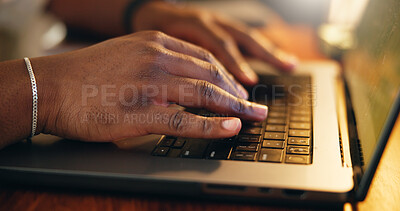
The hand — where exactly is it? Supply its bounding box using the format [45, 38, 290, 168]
[35, 31, 268, 142]
[133, 1, 298, 86]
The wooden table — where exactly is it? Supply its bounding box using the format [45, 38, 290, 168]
[1, 23, 399, 211]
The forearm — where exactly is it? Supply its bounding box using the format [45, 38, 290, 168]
[49, 0, 133, 36]
[0, 58, 55, 149]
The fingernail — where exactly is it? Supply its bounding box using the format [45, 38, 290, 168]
[246, 70, 258, 82]
[241, 63, 258, 82]
[278, 51, 298, 70]
[222, 118, 241, 131]
[238, 85, 249, 99]
[284, 55, 298, 69]
[252, 103, 268, 119]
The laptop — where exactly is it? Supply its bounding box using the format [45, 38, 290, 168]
[0, 0, 399, 205]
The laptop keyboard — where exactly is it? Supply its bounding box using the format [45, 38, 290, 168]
[152, 76, 313, 165]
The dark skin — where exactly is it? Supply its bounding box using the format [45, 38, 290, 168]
[49, 0, 297, 85]
[0, 0, 297, 149]
[0, 31, 268, 149]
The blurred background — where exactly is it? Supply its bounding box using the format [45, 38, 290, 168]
[0, 0, 369, 62]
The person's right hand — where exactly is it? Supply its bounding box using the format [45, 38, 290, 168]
[34, 31, 268, 142]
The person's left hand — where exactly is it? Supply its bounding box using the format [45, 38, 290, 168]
[133, 1, 298, 86]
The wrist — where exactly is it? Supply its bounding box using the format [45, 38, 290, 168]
[0, 57, 58, 146]
[124, 0, 155, 33]
[132, 1, 175, 31]
[29, 56, 60, 135]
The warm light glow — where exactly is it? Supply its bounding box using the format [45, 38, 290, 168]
[328, 0, 369, 29]
[318, 24, 356, 49]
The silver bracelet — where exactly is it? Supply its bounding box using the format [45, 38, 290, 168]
[24, 57, 38, 138]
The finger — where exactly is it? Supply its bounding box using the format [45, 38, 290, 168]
[142, 106, 241, 138]
[160, 35, 248, 99]
[189, 21, 259, 85]
[163, 77, 268, 121]
[215, 16, 298, 71]
[156, 47, 247, 98]
[162, 33, 217, 62]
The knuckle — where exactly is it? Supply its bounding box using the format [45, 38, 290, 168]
[208, 63, 223, 83]
[189, 11, 210, 23]
[196, 80, 215, 99]
[201, 117, 213, 135]
[175, 40, 187, 51]
[202, 50, 214, 63]
[217, 39, 228, 48]
[140, 44, 166, 65]
[168, 111, 187, 132]
[216, 37, 234, 50]
[232, 98, 247, 114]
[135, 46, 167, 79]
[144, 31, 167, 42]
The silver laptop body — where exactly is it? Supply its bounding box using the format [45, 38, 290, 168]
[0, 0, 399, 204]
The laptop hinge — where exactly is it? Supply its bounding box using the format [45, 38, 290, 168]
[342, 76, 364, 186]
[336, 78, 353, 168]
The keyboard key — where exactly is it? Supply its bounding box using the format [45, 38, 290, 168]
[215, 136, 237, 142]
[152, 76, 315, 164]
[285, 155, 311, 164]
[288, 137, 310, 146]
[231, 151, 256, 161]
[258, 149, 283, 163]
[267, 118, 286, 124]
[264, 132, 286, 140]
[263, 140, 285, 149]
[291, 104, 311, 109]
[237, 135, 261, 143]
[206, 142, 233, 159]
[240, 127, 263, 135]
[290, 116, 311, 122]
[289, 130, 311, 137]
[236, 143, 259, 152]
[290, 109, 311, 116]
[268, 112, 286, 118]
[167, 148, 183, 158]
[269, 106, 286, 112]
[181, 140, 210, 158]
[153, 147, 169, 156]
[172, 139, 185, 148]
[289, 108, 311, 114]
[269, 98, 286, 106]
[243, 121, 263, 127]
[290, 99, 312, 106]
[159, 138, 175, 147]
[224, 136, 237, 142]
[266, 125, 286, 132]
[287, 146, 310, 155]
[289, 122, 311, 130]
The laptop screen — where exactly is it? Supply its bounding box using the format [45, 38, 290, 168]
[343, 0, 400, 171]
